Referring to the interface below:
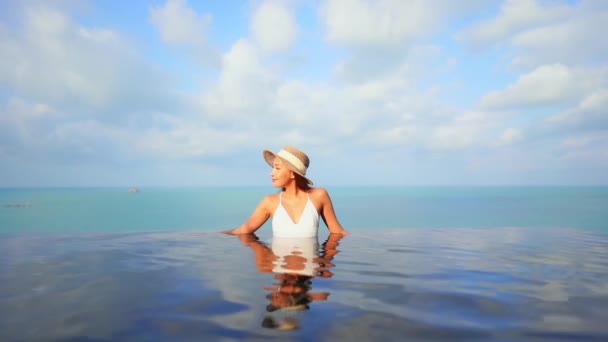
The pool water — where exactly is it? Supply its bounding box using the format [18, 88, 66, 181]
[2, 227, 607, 341]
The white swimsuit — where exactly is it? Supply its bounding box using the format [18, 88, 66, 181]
[272, 192, 320, 238]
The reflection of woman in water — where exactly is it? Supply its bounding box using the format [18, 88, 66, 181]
[222, 145, 349, 237]
[237, 233, 345, 330]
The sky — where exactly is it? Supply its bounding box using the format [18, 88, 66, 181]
[0, 0, 607, 187]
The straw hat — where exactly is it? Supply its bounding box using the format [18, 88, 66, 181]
[263, 146, 313, 185]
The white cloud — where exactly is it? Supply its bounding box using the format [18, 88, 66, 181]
[0, 98, 58, 156]
[579, 88, 608, 113]
[3, 97, 57, 121]
[0, 4, 204, 165]
[251, 0, 298, 53]
[201, 44, 386, 141]
[273, 80, 379, 137]
[273, 80, 333, 126]
[317, 0, 486, 82]
[561, 136, 592, 148]
[480, 64, 606, 110]
[136, 122, 252, 159]
[320, 0, 465, 47]
[332, 43, 443, 82]
[201, 39, 278, 118]
[1, 0, 606, 186]
[456, 0, 608, 68]
[148, 0, 220, 65]
[0, 98, 140, 164]
[322, 0, 423, 45]
[545, 88, 608, 130]
[424, 111, 498, 151]
[558, 131, 608, 165]
[456, 0, 571, 48]
[198, 35, 484, 155]
[0, 6, 170, 115]
[510, 8, 608, 67]
[50, 119, 130, 156]
[498, 127, 523, 146]
[0, 97, 254, 164]
[362, 126, 419, 146]
[428, 125, 478, 150]
[149, 0, 211, 47]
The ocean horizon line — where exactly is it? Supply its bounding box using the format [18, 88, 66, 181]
[1, 184, 607, 190]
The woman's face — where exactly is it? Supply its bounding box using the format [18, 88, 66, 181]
[270, 158, 294, 188]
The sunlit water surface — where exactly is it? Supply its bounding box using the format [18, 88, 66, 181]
[2, 228, 608, 341]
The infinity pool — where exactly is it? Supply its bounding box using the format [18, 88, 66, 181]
[2, 228, 608, 341]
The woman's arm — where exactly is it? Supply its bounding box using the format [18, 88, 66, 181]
[236, 234, 276, 273]
[222, 195, 273, 235]
[317, 188, 349, 235]
[313, 233, 346, 278]
[321, 233, 345, 261]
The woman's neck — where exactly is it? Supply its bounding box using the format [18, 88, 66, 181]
[282, 183, 307, 198]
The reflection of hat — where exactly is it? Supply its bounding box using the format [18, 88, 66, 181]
[263, 146, 313, 185]
[262, 316, 299, 330]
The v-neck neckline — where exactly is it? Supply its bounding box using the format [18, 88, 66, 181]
[280, 192, 309, 225]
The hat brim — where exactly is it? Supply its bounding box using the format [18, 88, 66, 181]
[263, 150, 314, 185]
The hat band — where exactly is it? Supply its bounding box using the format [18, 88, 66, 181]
[277, 149, 307, 174]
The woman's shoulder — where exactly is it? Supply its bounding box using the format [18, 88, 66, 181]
[257, 193, 280, 213]
[308, 187, 330, 199]
[262, 193, 279, 207]
[263, 193, 280, 203]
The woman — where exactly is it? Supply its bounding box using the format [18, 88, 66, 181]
[222, 145, 348, 236]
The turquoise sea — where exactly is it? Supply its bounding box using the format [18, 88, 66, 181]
[2, 186, 607, 233]
[2, 186, 608, 341]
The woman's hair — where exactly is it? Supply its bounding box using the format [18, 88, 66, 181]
[281, 173, 311, 192]
[265, 275, 312, 313]
[294, 174, 311, 190]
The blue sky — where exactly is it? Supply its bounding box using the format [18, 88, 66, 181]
[0, 0, 607, 187]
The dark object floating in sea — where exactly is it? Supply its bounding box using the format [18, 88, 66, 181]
[3, 203, 32, 208]
[129, 187, 139, 193]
